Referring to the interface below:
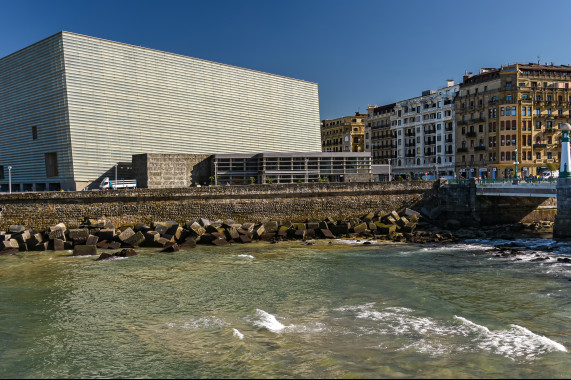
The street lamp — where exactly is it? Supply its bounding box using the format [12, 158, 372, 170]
[387, 158, 392, 182]
[513, 148, 519, 184]
[8, 166, 12, 193]
[214, 159, 218, 186]
[114, 164, 118, 190]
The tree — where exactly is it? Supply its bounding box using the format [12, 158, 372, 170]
[545, 162, 558, 171]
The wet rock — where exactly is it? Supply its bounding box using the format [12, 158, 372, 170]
[160, 243, 180, 252]
[73, 245, 97, 256]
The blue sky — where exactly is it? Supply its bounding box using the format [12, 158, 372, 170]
[2, 0, 571, 120]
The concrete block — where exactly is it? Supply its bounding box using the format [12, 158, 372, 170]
[123, 231, 145, 247]
[98, 229, 116, 241]
[86, 235, 99, 246]
[73, 245, 98, 256]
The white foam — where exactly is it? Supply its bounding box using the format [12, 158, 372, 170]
[511, 324, 567, 353]
[455, 316, 567, 359]
[232, 328, 244, 340]
[334, 239, 377, 245]
[181, 316, 229, 330]
[237, 254, 254, 259]
[336, 304, 567, 360]
[253, 309, 290, 333]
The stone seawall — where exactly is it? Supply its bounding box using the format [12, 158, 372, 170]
[0, 181, 442, 230]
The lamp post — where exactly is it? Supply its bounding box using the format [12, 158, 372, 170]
[8, 166, 12, 193]
[513, 148, 519, 185]
[214, 159, 218, 186]
[114, 164, 118, 190]
[387, 158, 392, 182]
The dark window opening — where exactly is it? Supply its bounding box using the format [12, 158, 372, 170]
[45, 152, 58, 177]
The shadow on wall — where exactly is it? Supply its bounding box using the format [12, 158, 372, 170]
[85, 162, 133, 190]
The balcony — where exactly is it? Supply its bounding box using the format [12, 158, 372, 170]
[405, 153, 416, 158]
[457, 120, 468, 125]
[533, 143, 547, 149]
[466, 131, 477, 138]
[544, 128, 555, 133]
[445, 126, 454, 131]
[474, 146, 487, 151]
[457, 147, 469, 153]
[405, 142, 415, 147]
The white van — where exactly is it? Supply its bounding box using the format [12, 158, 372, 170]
[542, 170, 559, 179]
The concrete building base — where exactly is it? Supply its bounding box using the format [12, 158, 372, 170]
[554, 177, 571, 238]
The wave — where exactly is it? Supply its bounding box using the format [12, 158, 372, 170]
[237, 254, 254, 259]
[334, 303, 566, 360]
[454, 316, 567, 359]
[232, 328, 244, 340]
[253, 309, 290, 333]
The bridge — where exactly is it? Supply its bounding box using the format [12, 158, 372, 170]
[474, 179, 556, 197]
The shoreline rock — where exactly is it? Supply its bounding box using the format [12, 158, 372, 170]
[0, 211, 560, 258]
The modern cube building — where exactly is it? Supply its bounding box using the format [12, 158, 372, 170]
[0, 31, 321, 191]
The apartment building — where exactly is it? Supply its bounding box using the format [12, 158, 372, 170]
[388, 81, 459, 179]
[455, 63, 571, 179]
[365, 103, 396, 165]
[321, 113, 368, 153]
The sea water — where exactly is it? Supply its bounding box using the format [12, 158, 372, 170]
[0, 239, 569, 378]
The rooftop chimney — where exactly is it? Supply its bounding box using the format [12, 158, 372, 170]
[446, 79, 454, 87]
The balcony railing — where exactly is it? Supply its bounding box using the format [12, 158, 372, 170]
[474, 146, 487, 151]
[457, 147, 469, 153]
[466, 131, 477, 138]
[533, 143, 547, 149]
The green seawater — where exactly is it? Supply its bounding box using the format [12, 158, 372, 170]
[0, 239, 570, 379]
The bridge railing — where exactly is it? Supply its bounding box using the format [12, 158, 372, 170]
[448, 177, 557, 185]
[477, 177, 556, 185]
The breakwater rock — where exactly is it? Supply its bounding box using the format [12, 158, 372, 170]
[0, 208, 456, 257]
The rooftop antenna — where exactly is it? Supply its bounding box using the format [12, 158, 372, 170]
[537, 55, 540, 64]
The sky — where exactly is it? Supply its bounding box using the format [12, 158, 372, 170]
[2, 0, 571, 121]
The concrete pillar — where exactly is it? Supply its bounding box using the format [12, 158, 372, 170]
[554, 123, 571, 238]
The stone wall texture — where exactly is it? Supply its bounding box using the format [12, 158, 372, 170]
[0, 181, 442, 230]
[132, 153, 212, 189]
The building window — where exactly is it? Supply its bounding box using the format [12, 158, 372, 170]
[536, 108, 541, 116]
[0, 166, 3, 180]
[32, 126, 38, 140]
[501, 108, 505, 116]
[506, 95, 513, 101]
[506, 107, 511, 116]
[522, 107, 527, 116]
[536, 121, 542, 129]
[45, 152, 58, 177]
